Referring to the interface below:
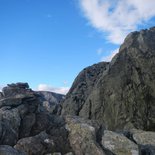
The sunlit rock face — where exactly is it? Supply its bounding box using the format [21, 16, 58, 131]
[62, 27, 155, 131]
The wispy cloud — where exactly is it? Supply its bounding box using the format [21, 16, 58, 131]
[101, 48, 119, 62]
[97, 48, 103, 55]
[79, 0, 155, 44]
[0, 85, 4, 92]
[37, 84, 69, 95]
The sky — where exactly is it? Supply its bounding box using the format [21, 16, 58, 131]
[0, 0, 155, 94]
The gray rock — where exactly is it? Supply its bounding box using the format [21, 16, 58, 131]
[0, 83, 41, 145]
[14, 131, 55, 155]
[101, 130, 139, 155]
[0, 84, 70, 154]
[130, 129, 155, 155]
[2, 83, 31, 98]
[140, 145, 155, 155]
[7, 83, 29, 89]
[64, 115, 105, 155]
[51, 153, 61, 155]
[46, 153, 73, 155]
[132, 130, 155, 146]
[62, 62, 109, 116]
[62, 27, 155, 131]
[0, 145, 26, 155]
[65, 152, 74, 155]
[36, 91, 64, 114]
[0, 108, 21, 146]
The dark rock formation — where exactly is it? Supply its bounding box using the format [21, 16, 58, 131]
[0, 83, 40, 146]
[36, 91, 64, 114]
[0, 83, 72, 155]
[62, 27, 155, 131]
[0, 145, 26, 155]
[14, 131, 55, 155]
[0, 81, 154, 155]
[61, 62, 109, 116]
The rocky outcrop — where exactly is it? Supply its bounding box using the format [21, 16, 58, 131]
[62, 27, 155, 131]
[0, 83, 40, 146]
[0, 83, 72, 155]
[36, 91, 64, 114]
[101, 130, 139, 155]
[0, 82, 154, 154]
[64, 115, 105, 155]
[62, 62, 109, 116]
[14, 131, 55, 155]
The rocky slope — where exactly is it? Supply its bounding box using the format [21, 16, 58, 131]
[62, 27, 155, 131]
[0, 83, 155, 155]
[0, 83, 72, 155]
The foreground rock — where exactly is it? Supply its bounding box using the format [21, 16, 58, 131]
[0, 82, 154, 154]
[0, 83, 71, 154]
[132, 130, 155, 146]
[101, 130, 139, 155]
[0, 145, 26, 155]
[131, 130, 155, 155]
[62, 27, 155, 131]
[15, 131, 55, 155]
[0, 83, 40, 146]
[65, 115, 105, 155]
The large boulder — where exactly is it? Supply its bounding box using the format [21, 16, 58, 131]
[62, 27, 155, 131]
[132, 130, 155, 146]
[131, 130, 155, 154]
[101, 130, 139, 155]
[125, 129, 155, 155]
[64, 115, 106, 155]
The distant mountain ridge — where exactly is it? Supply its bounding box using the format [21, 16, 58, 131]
[36, 91, 65, 114]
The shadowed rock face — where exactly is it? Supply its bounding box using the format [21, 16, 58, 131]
[61, 62, 110, 116]
[36, 91, 65, 114]
[62, 27, 155, 131]
[0, 83, 72, 155]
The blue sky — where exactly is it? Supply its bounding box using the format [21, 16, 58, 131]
[0, 0, 155, 94]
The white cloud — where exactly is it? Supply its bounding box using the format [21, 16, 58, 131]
[0, 85, 4, 92]
[79, 0, 155, 44]
[37, 84, 69, 95]
[101, 48, 119, 62]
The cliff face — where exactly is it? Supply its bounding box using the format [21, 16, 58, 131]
[62, 62, 109, 116]
[62, 27, 155, 131]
